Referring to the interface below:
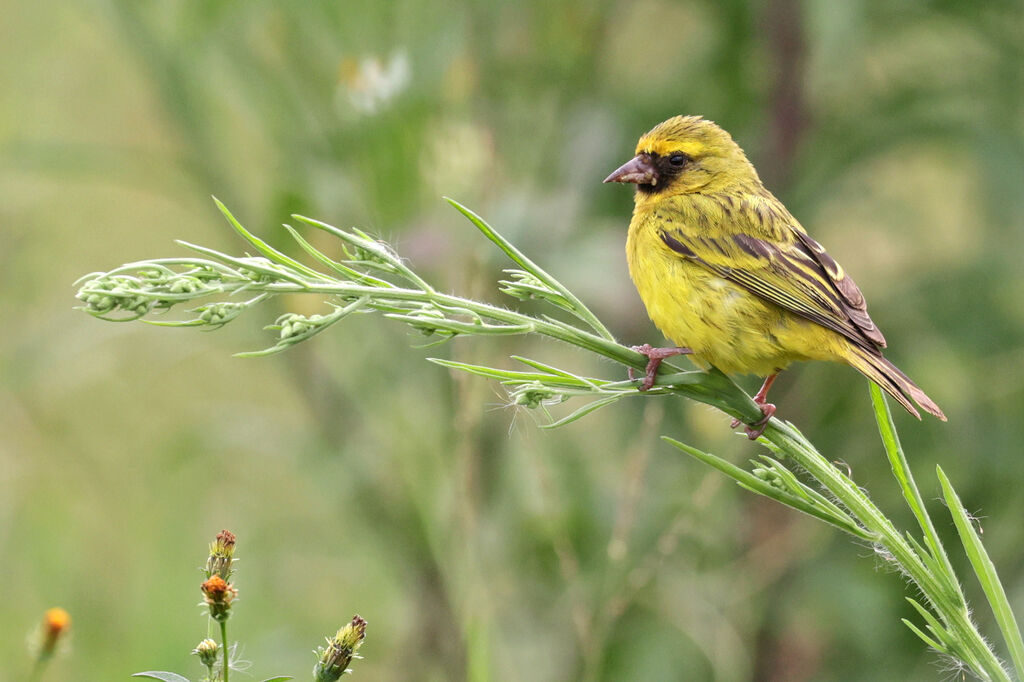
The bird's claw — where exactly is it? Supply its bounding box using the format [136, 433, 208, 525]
[734, 402, 776, 440]
[629, 344, 691, 391]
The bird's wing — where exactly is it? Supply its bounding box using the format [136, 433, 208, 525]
[659, 222, 887, 350]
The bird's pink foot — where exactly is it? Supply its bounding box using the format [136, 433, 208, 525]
[743, 402, 776, 440]
[729, 402, 776, 438]
[731, 373, 780, 439]
[629, 344, 692, 391]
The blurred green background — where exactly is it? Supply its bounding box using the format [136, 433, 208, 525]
[3, 0, 1023, 680]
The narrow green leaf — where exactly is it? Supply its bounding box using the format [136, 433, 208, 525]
[444, 197, 615, 341]
[663, 437, 873, 540]
[756, 456, 815, 504]
[938, 465, 1024, 680]
[383, 313, 532, 335]
[511, 355, 589, 381]
[428, 358, 596, 390]
[290, 214, 434, 289]
[903, 534, 954, 600]
[144, 318, 208, 327]
[283, 225, 393, 288]
[870, 383, 964, 609]
[259, 677, 294, 682]
[214, 198, 327, 281]
[132, 673, 192, 682]
[906, 598, 953, 643]
[902, 619, 949, 654]
[175, 241, 310, 286]
[539, 396, 621, 429]
[429, 358, 550, 382]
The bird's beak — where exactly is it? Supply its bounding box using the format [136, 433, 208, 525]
[603, 154, 659, 186]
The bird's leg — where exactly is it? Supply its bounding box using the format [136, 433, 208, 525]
[629, 344, 693, 391]
[731, 373, 779, 440]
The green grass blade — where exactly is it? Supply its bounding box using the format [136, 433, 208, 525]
[938, 465, 1024, 680]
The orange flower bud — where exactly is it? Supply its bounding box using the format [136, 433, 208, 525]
[200, 575, 237, 622]
[34, 607, 71, 661]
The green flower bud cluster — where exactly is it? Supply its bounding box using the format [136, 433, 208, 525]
[513, 383, 565, 409]
[197, 302, 247, 326]
[166, 276, 205, 294]
[752, 465, 787, 491]
[76, 275, 154, 317]
[277, 313, 330, 341]
[341, 228, 400, 268]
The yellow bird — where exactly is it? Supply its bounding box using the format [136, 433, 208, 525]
[605, 115, 945, 438]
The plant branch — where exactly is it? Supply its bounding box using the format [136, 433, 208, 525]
[75, 199, 1019, 681]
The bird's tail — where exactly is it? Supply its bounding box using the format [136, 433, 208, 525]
[845, 345, 947, 421]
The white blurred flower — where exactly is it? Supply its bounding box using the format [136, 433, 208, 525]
[337, 51, 410, 115]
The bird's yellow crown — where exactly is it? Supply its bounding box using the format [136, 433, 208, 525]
[635, 115, 738, 161]
[626, 115, 760, 199]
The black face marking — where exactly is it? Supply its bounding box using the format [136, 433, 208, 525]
[636, 151, 694, 195]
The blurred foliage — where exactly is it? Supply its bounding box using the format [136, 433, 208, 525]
[2, 0, 1023, 680]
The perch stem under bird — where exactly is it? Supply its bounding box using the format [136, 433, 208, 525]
[606, 115, 945, 438]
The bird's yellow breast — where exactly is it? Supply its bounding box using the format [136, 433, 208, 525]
[626, 210, 841, 376]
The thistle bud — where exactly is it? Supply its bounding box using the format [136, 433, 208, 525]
[314, 615, 367, 681]
[192, 638, 219, 667]
[205, 529, 236, 581]
[201, 575, 237, 622]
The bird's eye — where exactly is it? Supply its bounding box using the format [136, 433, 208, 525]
[669, 154, 688, 167]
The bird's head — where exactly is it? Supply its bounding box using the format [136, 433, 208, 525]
[604, 115, 759, 200]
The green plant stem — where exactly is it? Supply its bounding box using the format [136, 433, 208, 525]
[27, 659, 45, 682]
[220, 620, 229, 682]
[870, 384, 963, 600]
[939, 466, 1024, 680]
[763, 418, 1009, 681]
